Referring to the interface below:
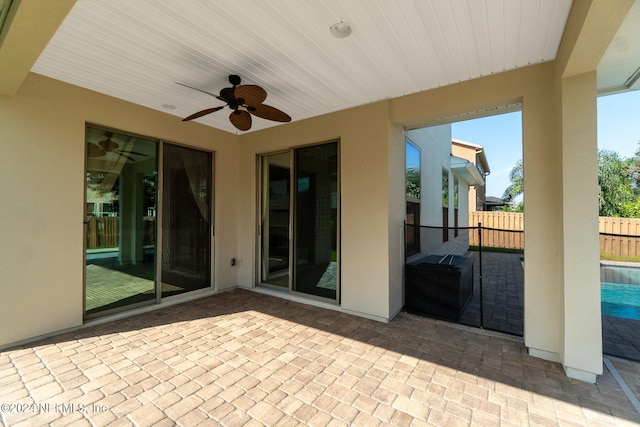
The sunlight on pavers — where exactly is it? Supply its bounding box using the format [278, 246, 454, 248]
[1, 289, 639, 426]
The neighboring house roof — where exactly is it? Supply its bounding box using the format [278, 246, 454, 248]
[452, 138, 491, 175]
[486, 196, 508, 207]
[450, 155, 485, 187]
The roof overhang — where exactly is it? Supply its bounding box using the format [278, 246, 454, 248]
[451, 155, 485, 187]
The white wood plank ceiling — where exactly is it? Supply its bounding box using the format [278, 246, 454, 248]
[598, 0, 640, 94]
[31, 0, 579, 134]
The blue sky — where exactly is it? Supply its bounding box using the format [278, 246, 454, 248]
[452, 111, 522, 199]
[449, 90, 640, 199]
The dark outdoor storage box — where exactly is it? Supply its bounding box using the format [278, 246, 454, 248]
[405, 254, 474, 321]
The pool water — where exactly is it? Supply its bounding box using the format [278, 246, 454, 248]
[601, 282, 640, 320]
[600, 264, 640, 320]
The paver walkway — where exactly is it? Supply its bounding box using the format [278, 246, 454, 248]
[460, 252, 524, 336]
[1, 289, 640, 426]
[459, 252, 640, 362]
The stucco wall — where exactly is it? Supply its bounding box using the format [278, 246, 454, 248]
[237, 102, 402, 321]
[0, 73, 239, 346]
[405, 125, 474, 258]
[0, 38, 611, 385]
[452, 141, 486, 211]
[0, 63, 601, 382]
[390, 63, 565, 362]
[0, 64, 590, 366]
[407, 125, 451, 229]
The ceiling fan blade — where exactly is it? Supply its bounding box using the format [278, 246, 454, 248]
[117, 153, 136, 162]
[176, 82, 226, 103]
[250, 104, 291, 122]
[182, 106, 225, 121]
[99, 138, 119, 152]
[229, 110, 252, 131]
[235, 85, 267, 106]
[87, 143, 105, 157]
[115, 149, 149, 157]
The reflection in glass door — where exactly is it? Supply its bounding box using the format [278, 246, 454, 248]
[85, 127, 158, 317]
[162, 143, 212, 297]
[258, 142, 339, 301]
[260, 152, 291, 287]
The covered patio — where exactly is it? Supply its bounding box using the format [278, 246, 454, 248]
[2, 290, 639, 426]
[2, 0, 639, 387]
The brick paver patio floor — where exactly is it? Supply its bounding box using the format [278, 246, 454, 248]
[1, 289, 640, 426]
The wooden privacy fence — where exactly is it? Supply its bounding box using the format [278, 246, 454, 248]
[599, 216, 640, 257]
[86, 217, 118, 248]
[468, 212, 640, 256]
[468, 211, 524, 250]
[86, 216, 155, 249]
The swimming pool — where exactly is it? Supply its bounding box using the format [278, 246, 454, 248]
[601, 264, 640, 321]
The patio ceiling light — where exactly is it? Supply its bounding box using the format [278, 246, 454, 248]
[330, 21, 352, 38]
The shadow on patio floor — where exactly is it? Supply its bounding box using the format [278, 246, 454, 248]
[2, 289, 639, 425]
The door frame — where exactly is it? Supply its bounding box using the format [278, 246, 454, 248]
[83, 124, 216, 320]
[256, 140, 340, 304]
[160, 140, 215, 299]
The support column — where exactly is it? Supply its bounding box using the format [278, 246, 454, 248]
[560, 71, 602, 382]
[119, 167, 145, 265]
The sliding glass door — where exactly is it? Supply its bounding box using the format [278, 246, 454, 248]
[162, 143, 212, 297]
[294, 142, 338, 300]
[260, 152, 291, 288]
[259, 141, 339, 302]
[85, 127, 214, 318]
[85, 127, 158, 316]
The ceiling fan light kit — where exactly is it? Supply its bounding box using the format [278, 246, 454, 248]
[179, 75, 291, 131]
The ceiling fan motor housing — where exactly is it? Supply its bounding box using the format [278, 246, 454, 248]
[219, 87, 237, 107]
[228, 74, 241, 86]
[180, 74, 291, 130]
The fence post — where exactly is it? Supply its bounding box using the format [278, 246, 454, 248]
[403, 220, 406, 261]
[478, 222, 484, 328]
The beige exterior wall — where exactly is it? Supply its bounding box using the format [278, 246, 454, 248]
[388, 61, 597, 380]
[0, 0, 634, 382]
[0, 74, 239, 346]
[451, 141, 486, 211]
[393, 62, 599, 382]
[237, 102, 404, 321]
[558, 71, 602, 380]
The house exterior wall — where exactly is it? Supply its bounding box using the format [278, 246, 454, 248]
[451, 141, 487, 211]
[237, 102, 405, 322]
[453, 176, 471, 251]
[387, 60, 594, 380]
[405, 125, 472, 258]
[0, 73, 240, 347]
[407, 125, 451, 230]
[549, 0, 633, 383]
[558, 71, 602, 381]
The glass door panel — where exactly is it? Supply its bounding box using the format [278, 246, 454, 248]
[85, 127, 158, 317]
[162, 143, 212, 297]
[260, 152, 291, 287]
[293, 142, 338, 300]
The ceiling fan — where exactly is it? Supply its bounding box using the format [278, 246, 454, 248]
[87, 131, 148, 162]
[178, 75, 291, 131]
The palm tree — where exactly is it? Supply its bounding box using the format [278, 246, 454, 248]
[502, 159, 523, 202]
[598, 149, 634, 216]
